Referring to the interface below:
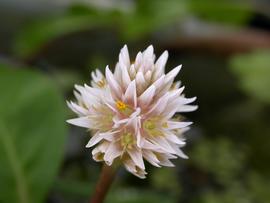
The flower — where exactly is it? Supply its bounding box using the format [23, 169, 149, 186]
[67, 45, 197, 178]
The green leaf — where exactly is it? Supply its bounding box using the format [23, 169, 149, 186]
[189, 0, 252, 25]
[108, 188, 176, 203]
[13, 1, 188, 58]
[122, 0, 188, 39]
[230, 50, 270, 104]
[13, 7, 119, 58]
[0, 64, 67, 203]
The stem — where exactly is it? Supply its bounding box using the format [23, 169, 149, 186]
[89, 164, 118, 203]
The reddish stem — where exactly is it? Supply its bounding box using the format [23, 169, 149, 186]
[89, 164, 117, 203]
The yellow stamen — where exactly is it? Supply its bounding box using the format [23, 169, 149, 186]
[116, 101, 127, 110]
[96, 78, 106, 88]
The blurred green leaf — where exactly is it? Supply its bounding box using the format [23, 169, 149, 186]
[0, 64, 67, 203]
[230, 50, 270, 104]
[13, 7, 119, 58]
[108, 188, 176, 203]
[122, 0, 188, 39]
[14, 1, 188, 59]
[150, 167, 180, 193]
[190, 0, 252, 25]
[190, 138, 246, 185]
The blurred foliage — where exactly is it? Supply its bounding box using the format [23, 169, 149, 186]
[13, 0, 187, 59]
[13, 0, 254, 59]
[1, 0, 270, 202]
[0, 64, 67, 203]
[189, 0, 252, 25]
[190, 137, 246, 186]
[107, 188, 175, 203]
[230, 50, 270, 104]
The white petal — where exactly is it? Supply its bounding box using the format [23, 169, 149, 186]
[114, 63, 122, 81]
[164, 131, 186, 145]
[119, 60, 131, 89]
[177, 105, 198, 112]
[124, 159, 147, 179]
[67, 101, 88, 116]
[170, 144, 188, 159]
[138, 85, 155, 107]
[134, 52, 143, 70]
[135, 71, 147, 94]
[165, 65, 182, 83]
[157, 154, 175, 167]
[86, 131, 118, 148]
[145, 70, 152, 82]
[143, 150, 160, 167]
[142, 140, 163, 153]
[104, 143, 122, 165]
[124, 80, 137, 107]
[143, 45, 154, 59]
[150, 136, 176, 154]
[152, 74, 165, 93]
[153, 51, 168, 80]
[66, 117, 92, 128]
[105, 66, 122, 99]
[167, 121, 192, 130]
[119, 45, 130, 67]
[145, 93, 169, 116]
[127, 148, 145, 169]
[92, 141, 109, 155]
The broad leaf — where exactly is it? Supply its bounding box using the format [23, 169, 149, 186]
[0, 64, 67, 203]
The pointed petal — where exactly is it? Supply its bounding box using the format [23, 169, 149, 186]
[124, 80, 137, 107]
[143, 45, 154, 59]
[67, 101, 88, 116]
[104, 143, 122, 165]
[143, 150, 160, 167]
[154, 51, 168, 80]
[138, 85, 155, 107]
[170, 144, 189, 159]
[165, 65, 182, 83]
[124, 159, 147, 179]
[86, 131, 118, 148]
[119, 45, 130, 67]
[67, 117, 92, 128]
[105, 66, 122, 99]
[127, 148, 145, 169]
[178, 105, 198, 112]
[151, 136, 176, 154]
[164, 131, 186, 145]
[167, 121, 192, 130]
[157, 153, 175, 167]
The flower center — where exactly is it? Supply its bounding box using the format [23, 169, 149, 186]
[121, 132, 134, 149]
[116, 100, 133, 116]
[143, 118, 163, 137]
[116, 100, 127, 110]
[144, 120, 156, 130]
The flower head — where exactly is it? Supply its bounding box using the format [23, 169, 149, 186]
[67, 45, 197, 178]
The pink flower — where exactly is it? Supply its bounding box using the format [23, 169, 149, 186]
[67, 45, 197, 178]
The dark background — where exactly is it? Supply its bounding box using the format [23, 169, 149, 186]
[0, 0, 270, 203]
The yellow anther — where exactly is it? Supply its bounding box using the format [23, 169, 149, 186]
[144, 120, 156, 130]
[121, 132, 134, 149]
[116, 101, 127, 110]
[96, 79, 106, 88]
